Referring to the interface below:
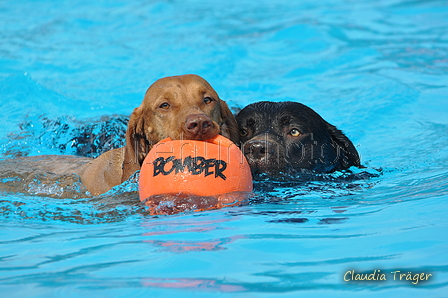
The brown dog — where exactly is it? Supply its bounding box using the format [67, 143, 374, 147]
[76, 74, 240, 195]
[0, 75, 239, 197]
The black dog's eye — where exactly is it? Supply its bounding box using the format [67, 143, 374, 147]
[289, 128, 301, 137]
[159, 102, 170, 109]
[240, 129, 248, 137]
[204, 97, 214, 104]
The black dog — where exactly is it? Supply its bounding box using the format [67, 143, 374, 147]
[235, 101, 360, 176]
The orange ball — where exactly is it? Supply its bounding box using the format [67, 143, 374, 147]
[139, 135, 253, 201]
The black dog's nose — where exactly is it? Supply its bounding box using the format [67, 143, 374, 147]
[244, 140, 275, 161]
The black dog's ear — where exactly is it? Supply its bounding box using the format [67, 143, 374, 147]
[325, 121, 361, 169]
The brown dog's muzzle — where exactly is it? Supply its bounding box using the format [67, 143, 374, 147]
[183, 114, 218, 140]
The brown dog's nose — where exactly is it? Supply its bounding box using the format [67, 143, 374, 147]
[184, 114, 214, 138]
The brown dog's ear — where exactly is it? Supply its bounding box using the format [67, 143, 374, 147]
[219, 100, 240, 145]
[325, 121, 361, 169]
[121, 106, 152, 182]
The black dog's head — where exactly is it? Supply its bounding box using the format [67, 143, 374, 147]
[235, 101, 360, 176]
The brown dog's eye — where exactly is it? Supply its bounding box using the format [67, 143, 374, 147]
[159, 102, 170, 109]
[240, 129, 248, 137]
[289, 128, 301, 137]
[204, 97, 214, 104]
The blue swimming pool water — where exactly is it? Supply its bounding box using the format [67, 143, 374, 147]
[1, 0, 448, 297]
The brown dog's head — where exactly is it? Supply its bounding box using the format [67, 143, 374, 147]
[122, 74, 239, 181]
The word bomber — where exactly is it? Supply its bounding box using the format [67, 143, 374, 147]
[153, 156, 227, 180]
